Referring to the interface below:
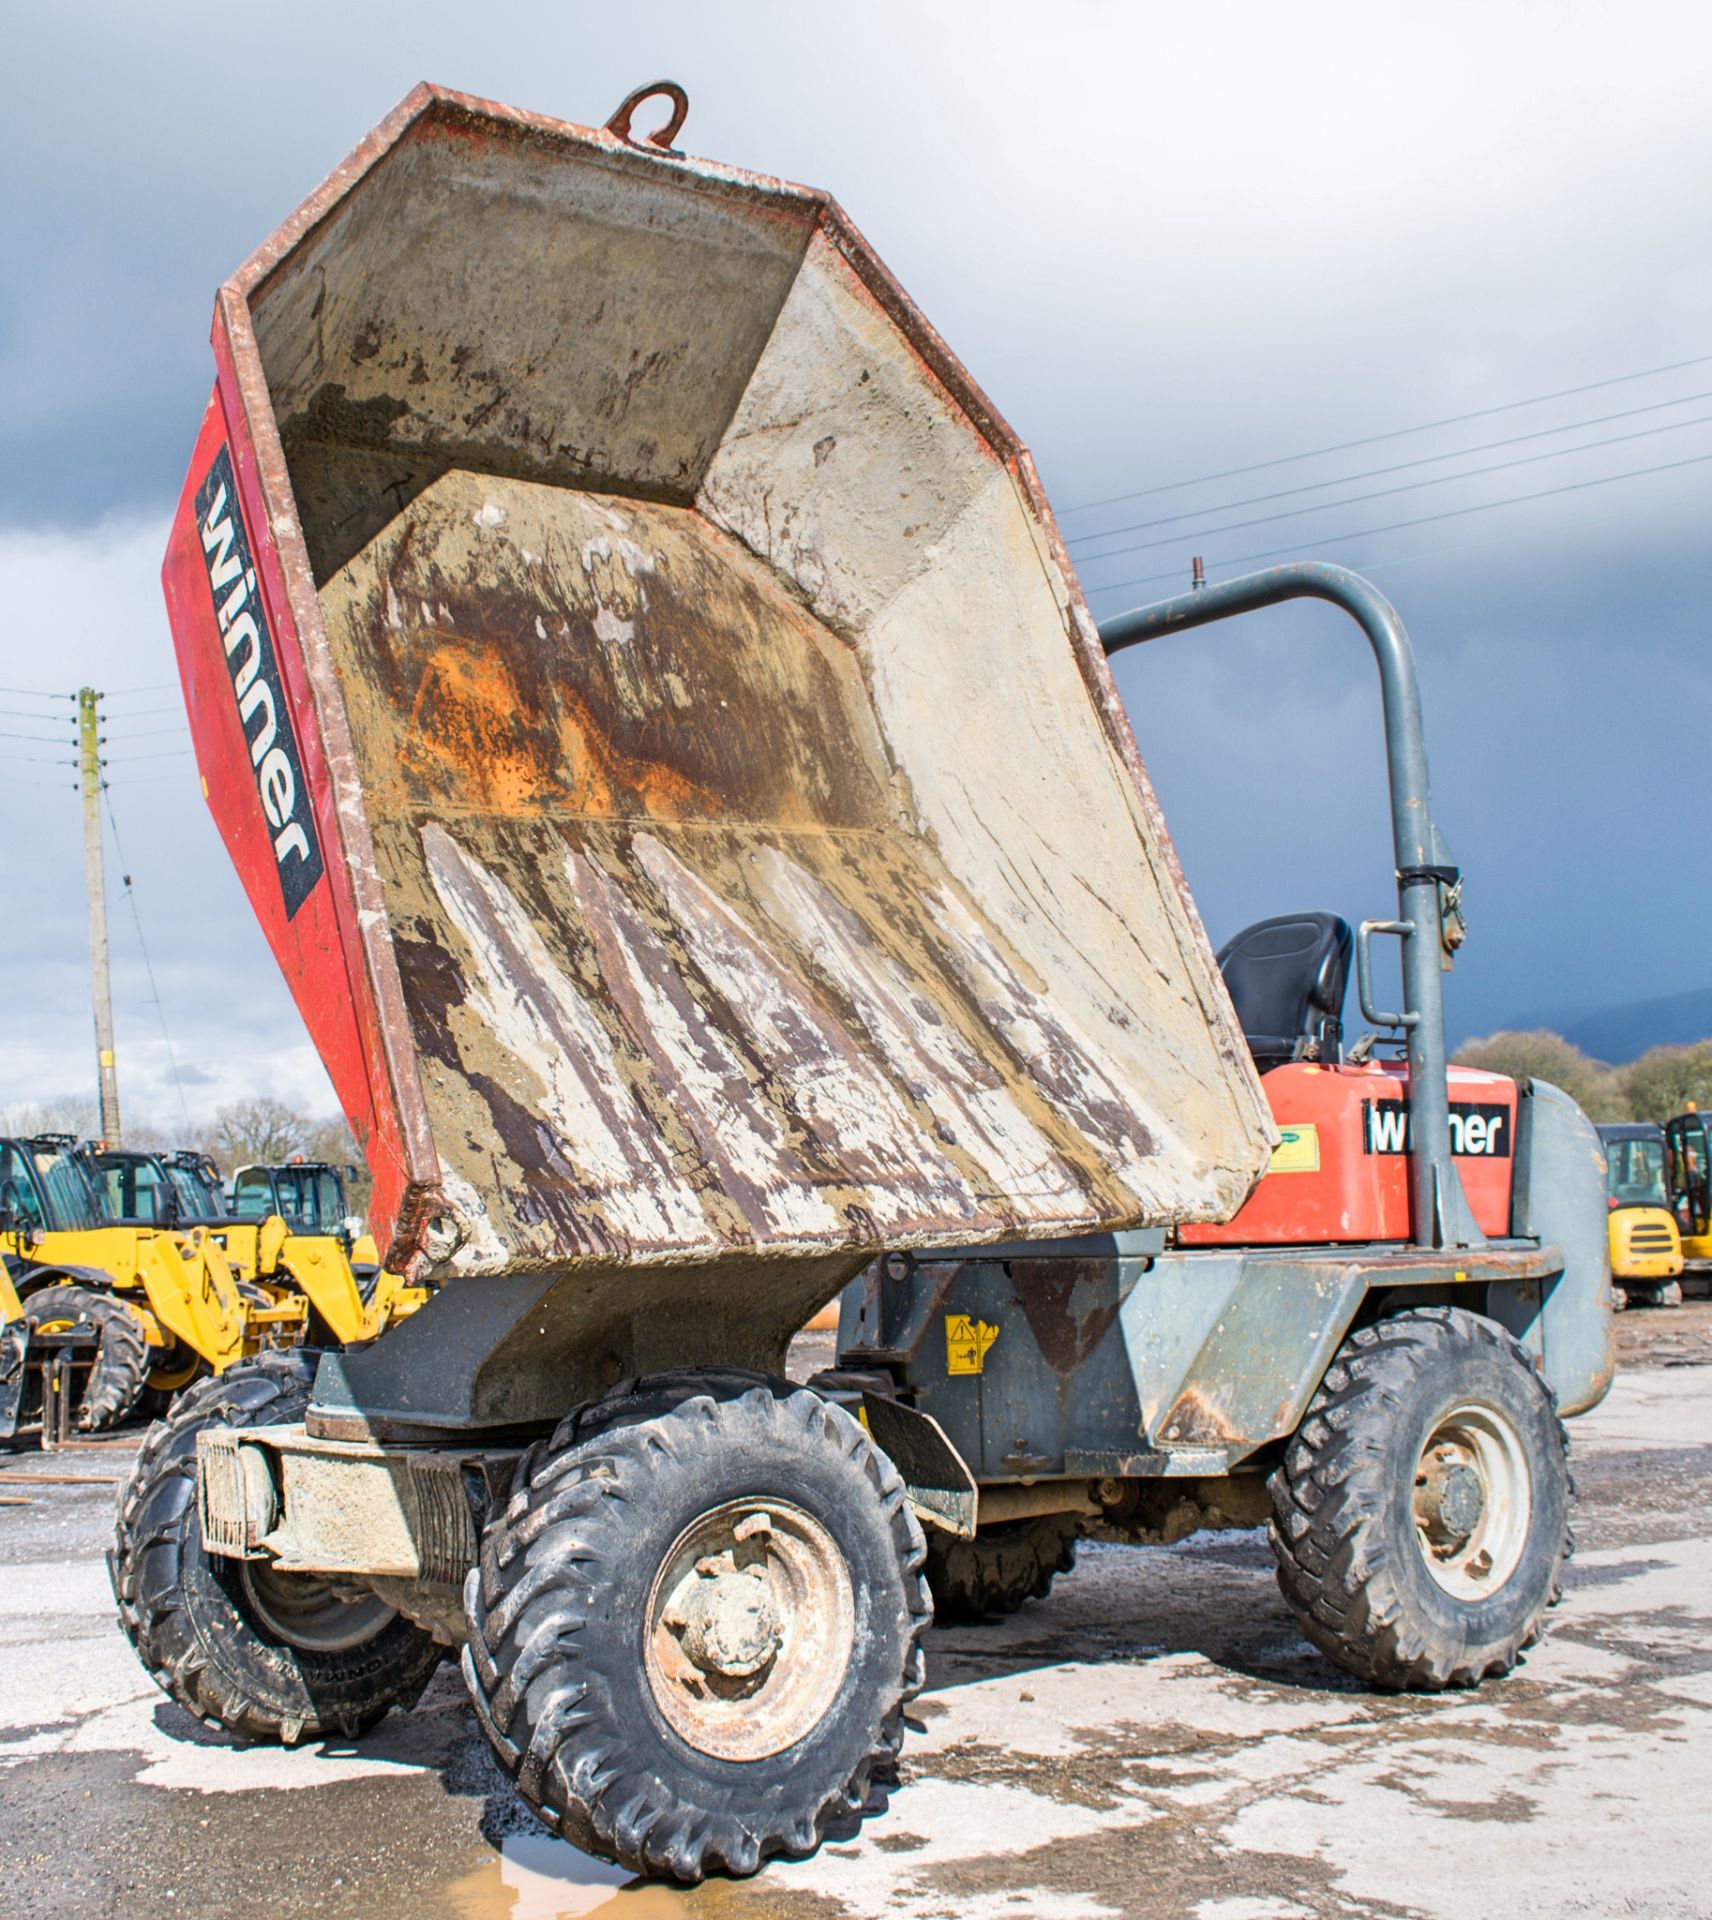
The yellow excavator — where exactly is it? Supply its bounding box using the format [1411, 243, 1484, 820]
[85, 1145, 426, 1356]
[1595, 1123, 1684, 1309]
[1665, 1108, 1712, 1298]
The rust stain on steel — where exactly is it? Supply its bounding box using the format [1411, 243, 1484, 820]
[1156, 1387, 1244, 1449]
[1012, 1259, 1122, 1377]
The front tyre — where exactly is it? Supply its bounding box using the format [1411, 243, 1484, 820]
[464, 1371, 930, 1882]
[109, 1350, 443, 1742]
[1269, 1306, 1571, 1690]
[23, 1283, 150, 1430]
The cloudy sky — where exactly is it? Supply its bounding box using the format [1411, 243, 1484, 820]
[3, 2, 1709, 1131]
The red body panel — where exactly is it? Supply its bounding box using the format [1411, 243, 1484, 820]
[1180, 1061, 1518, 1247]
[162, 386, 412, 1241]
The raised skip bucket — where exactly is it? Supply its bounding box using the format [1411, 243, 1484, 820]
[163, 84, 1271, 1318]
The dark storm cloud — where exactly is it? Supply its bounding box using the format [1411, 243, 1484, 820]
[2, 2, 1710, 1122]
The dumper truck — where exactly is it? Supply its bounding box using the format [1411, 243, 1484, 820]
[113, 81, 1612, 1884]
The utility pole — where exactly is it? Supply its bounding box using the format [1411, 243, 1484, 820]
[77, 687, 121, 1144]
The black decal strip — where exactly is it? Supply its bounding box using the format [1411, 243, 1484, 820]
[194, 447, 325, 920]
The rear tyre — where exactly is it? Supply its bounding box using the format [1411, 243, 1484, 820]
[1269, 1305, 1571, 1690]
[923, 1515, 1079, 1623]
[22, 1283, 150, 1430]
[109, 1350, 443, 1742]
[464, 1370, 930, 1882]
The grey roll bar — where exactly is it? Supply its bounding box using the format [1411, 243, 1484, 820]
[1098, 560, 1483, 1250]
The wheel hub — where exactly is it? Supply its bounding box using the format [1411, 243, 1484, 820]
[1414, 1447, 1486, 1549]
[673, 1556, 784, 1680]
[646, 1500, 854, 1762]
[1412, 1402, 1532, 1600]
[239, 1560, 399, 1654]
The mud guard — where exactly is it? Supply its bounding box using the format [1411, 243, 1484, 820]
[1500, 1077, 1614, 1416]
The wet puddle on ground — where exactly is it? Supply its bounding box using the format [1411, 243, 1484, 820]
[443, 1831, 826, 1919]
[446, 1833, 700, 1920]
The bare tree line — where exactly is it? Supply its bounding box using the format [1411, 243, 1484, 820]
[1453, 1032, 1712, 1124]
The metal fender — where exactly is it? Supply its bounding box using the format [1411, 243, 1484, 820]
[1502, 1078, 1615, 1415]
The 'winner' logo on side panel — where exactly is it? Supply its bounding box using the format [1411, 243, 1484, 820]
[194, 447, 324, 919]
[1363, 1101, 1511, 1158]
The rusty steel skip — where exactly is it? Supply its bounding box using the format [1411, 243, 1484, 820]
[160, 81, 1271, 1342]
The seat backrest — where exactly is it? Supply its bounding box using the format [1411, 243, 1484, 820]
[1217, 912, 1353, 1071]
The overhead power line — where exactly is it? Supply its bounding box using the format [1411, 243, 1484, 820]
[1076, 409, 1712, 569]
[1085, 446, 1712, 600]
[1060, 349, 1712, 516]
[1068, 387, 1712, 550]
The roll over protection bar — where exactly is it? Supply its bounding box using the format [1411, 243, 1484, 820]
[1098, 561, 1484, 1250]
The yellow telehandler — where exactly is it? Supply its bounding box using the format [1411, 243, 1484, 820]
[1, 1133, 271, 1428]
[86, 1146, 427, 1355]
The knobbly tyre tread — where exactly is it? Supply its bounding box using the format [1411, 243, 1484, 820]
[924, 1514, 1079, 1623]
[1268, 1304, 1572, 1691]
[463, 1369, 931, 1883]
[109, 1349, 443, 1743]
[22, 1282, 150, 1430]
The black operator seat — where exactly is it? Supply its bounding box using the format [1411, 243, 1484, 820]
[1216, 912, 1354, 1072]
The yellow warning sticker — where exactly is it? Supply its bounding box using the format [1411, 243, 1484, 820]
[946, 1313, 1000, 1376]
[1269, 1124, 1320, 1173]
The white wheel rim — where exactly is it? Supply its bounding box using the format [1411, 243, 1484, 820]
[1412, 1400, 1533, 1601]
[644, 1498, 854, 1762]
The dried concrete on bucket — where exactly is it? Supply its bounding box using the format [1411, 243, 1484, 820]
[316, 461, 1256, 1279]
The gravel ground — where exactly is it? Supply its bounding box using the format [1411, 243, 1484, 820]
[1, 1311, 1707, 1920]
